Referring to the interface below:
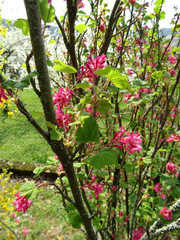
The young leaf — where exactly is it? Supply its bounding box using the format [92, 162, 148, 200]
[20, 182, 37, 199]
[39, 0, 55, 23]
[90, 148, 118, 170]
[151, 71, 163, 80]
[67, 212, 83, 229]
[94, 65, 130, 90]
[14, 19, 29, 35]
[53, 59, 77, 73]
[97, 99, 111, 114]
[33, 166, 45, 177]
[75, 24, 87, 33]
[76, 116, 100, 143]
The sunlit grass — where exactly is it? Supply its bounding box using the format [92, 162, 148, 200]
[0, 88, 54, 164]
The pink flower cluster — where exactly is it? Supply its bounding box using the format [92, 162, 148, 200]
[13, 192, 32, 213]
[166, 133, 180, 143]
[53, 88, 73, 109]
[77, 0, 85, 8]
[153, 182, 162, 193]
[0, 85, 8, 102]
[83, 176, 103, 199]
[123, 88, 151, 103]
[111, 126, 142, 154]
[166, 162, 179, 176]
[53, 88, 73, 130]
[160, 207, 173, 220]
[133, 226, 145, 240]
[78, 54, 107, 83]
[169, 55, 177, 65]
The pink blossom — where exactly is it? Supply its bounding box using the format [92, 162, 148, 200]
[135, 37, 143, 46]
[53, 88, 73, 109]
[77, 0, 85, 8]
[166, 162, 178, 175]
[123, 93, 132, 103]
[123, 132, 142, 154]
[153, 182, 162, 193]
[169, 68, 176, 76]
[111, 127, 142, 154]
[13, 192, 32, 213]
[55, 108, 72, 130]
[11, 212, 16, 218]
[169, 55, 177, 64]
[112, 186, 116, 191]
[160, 207, 173, 220]
[84, 176, 103, 199]
[48, 0, 52, 4]
[23, 228, 28, 238]
[133, 226, 145, 240]
[0, 85, 8, 102]
[78, 54, 107, 82]
[166, 133, 180, 143]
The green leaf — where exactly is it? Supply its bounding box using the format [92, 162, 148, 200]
[14, 19, 29, 35]
[75, 24, 87, 33]
[94, 65, 130, 90]
[151, 71, 163, 80]
[75, 83, 91, 89]
[33, 166, 45, 177]
[76, 116, 100, 143]
[1, 72, 38, 90]
[20, 181, 37, 199]
[143, 157, 152, 164]
[132, 79, 149, 88]
[90, 148, 118, 170]
[97, 99, 111, 114]
[53, 59, 77, 73]
[47, 156, 59, 164]
[39, 0, 55, 23]
[172, 186, 180, 199]
[50, 129, 61, 141]
[123, 164, 133, 173]
[46, 121, 57, 131]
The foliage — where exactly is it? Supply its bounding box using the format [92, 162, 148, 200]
[0, 0, 180, 239]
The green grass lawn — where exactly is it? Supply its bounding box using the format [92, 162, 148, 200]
[0, 88, 54, 164]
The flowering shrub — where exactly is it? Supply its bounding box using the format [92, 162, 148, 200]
[1, 0, 180, 239]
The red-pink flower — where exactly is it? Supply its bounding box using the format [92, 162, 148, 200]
[77, 0, 85, 8]
[129, 0, 136, 4]
[78, 54, 107, 82]
[22, 227, 28, 238]
[123, 132, 142, 154]
[99, 23, 105, 32]
[169, 55, 177, 64]
[123, 93, 132, 103]
[166, 133, 180, 143]
[13, 192, 32, 213]
[48, 0, 52, 4]
[169, 68, 176, 76]
[0, 85, 8, 102]
[133, 226, 145, 240]
[153, 182, 162, 193]
[55, 108, 72, 130]
[160, 207, 173, 220]
[166, 162, 178, 175]
[111, 127, 142, 154]
[53, 88, 74, 109]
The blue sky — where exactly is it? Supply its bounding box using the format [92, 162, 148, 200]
[1, 0, 180, 28]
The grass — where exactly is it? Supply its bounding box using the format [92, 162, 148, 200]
[0, 88, 54, 164]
